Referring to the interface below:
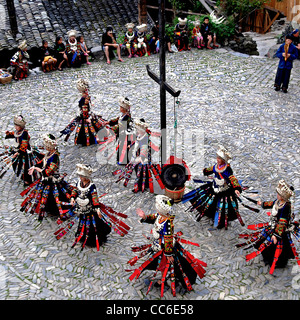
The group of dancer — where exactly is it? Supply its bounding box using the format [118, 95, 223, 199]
[1, 76, 299, 298]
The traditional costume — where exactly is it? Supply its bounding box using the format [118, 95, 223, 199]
[174, 18, 190, 51]
[1, 115, 43, 185]
[123, 23, 138, 57]
[54, 164, 130, 251]
[237, 180, 300, 274]
[10, 40, 30, 80]
[135, 24, 149, 57]
[105, 97, 133, 164]
[112, 118, 164, 193]
[65, 30, 82, 68]
[181, 145, 249, 229]
[20, 134, 73, 221]
[60, 79, 107, 146]
[191, 20, 204, 49]
[127, 195, 207, 297]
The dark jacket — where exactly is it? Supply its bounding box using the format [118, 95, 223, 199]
[276, 43, 298, 69]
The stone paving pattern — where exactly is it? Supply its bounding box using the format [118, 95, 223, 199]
[0, 47, 299, 300]
[0, 0, 153, 50]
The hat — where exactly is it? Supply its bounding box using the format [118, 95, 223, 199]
[178, 18, 187, 26]
[134, 118, 149, 131]
[292, 29, 299, 34]
[67, 30, 78, 38]
[76, 79, 89, 93]
[42, 133, 57, 149]
[276, 180, 295, 201]
[18, 40, 27, 50]
[193, 20, 200, 26]
[286, 35, 293, 40]
[76, 163, 95, 178]
[119, 96, 131, 111]
[136, 24, 147, 32]
[14, 115, 26, 128]
[155, 195, 173, 215]
[125, 22, 135, 29]
[216, 145, 232, 163]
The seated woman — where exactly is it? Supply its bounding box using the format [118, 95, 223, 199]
[65, 30, 82, 68]
[123, 22, 138, 58]
[135, 24, 150, 57]
[78, 35, 91, 65]
[102, 26, 123, 64]
[174, 18, 191, 51]
[10, 40, 30, 80]
[54, 36, 68, 70]
[192, 20, 204, 49]
[40, 40, 57, 72]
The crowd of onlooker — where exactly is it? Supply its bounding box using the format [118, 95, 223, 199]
[8, 17, 300, 82]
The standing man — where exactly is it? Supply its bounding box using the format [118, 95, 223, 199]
[274, 35, 298, 93]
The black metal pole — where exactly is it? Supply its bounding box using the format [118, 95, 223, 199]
[6, 0, 18, 37]
[158, 0, 166, 165]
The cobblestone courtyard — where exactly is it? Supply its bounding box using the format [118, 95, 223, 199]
[0, 47, 299, 300]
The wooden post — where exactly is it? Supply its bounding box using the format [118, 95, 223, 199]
[6, 0, 18, 37]
[138, 0, 147, 25]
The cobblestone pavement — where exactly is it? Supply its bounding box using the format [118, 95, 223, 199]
[0, 47, 299, 300]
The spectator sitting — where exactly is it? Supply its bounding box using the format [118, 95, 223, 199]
[102, 26, 124, 65]
[192, 20, 204, 49]
[200, 17, 219, 50]
[54, 36, 68, 70]
[78, 35, 91, 65]
[40, 40, 57, 72]
[135, 24, 150, 57]
[10, 40, 30, 80]
[174, 17, 191, 51]
[123, 23, 138, 58]
[65, 30, 82, 68]
[290, 29, 300, 59]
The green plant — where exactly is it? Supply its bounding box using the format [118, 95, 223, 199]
[217, 0, 269, 19]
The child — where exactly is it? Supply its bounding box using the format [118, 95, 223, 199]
[78, 35, 91, 65]
[40, 40, 57, 72]
[174, 18, 191, 51]
[123, 23, 138, 58]
[192, 20, 204, 49]
[236, 180, 300, 275]
[181, 145, 247, 230]
[274, 35, 298, 93]
[127, 195, 207, 297]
